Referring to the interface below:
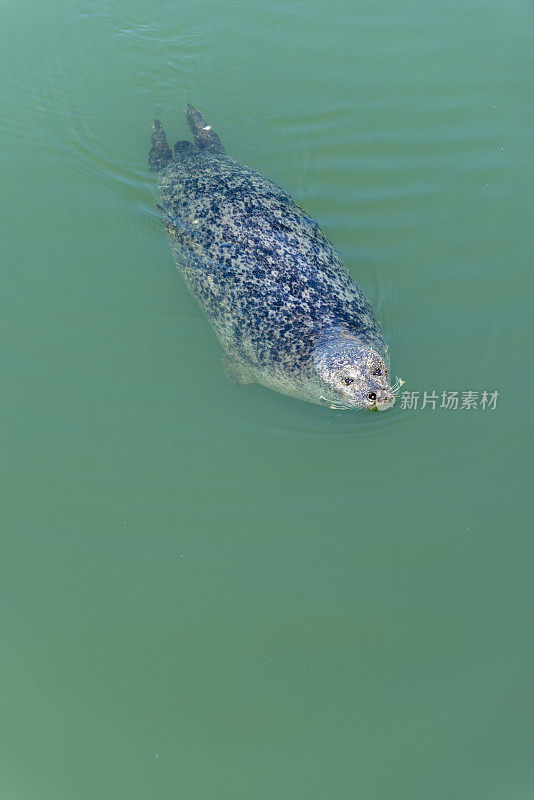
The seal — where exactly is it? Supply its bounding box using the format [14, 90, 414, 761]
[149, 105, 395, 411]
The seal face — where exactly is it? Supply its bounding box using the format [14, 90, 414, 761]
[149, 106, 395, 411]
[313, 328, 394, 411]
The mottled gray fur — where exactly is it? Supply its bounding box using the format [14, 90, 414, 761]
[149, 105, 394, 410]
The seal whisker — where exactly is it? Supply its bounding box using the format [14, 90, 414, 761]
[390, 376, 405, 396]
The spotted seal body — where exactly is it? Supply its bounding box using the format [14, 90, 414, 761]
[149, 106, 395, 410]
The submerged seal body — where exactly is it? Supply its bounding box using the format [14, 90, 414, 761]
[149, 105, 395, 411]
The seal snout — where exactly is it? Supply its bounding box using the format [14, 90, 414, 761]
[374, 388, 395, 410]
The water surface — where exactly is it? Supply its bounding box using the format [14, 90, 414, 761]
[1, 1, 533, 798]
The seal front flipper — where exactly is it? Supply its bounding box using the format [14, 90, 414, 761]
[149, 119, 172, 172]
[222, 353, 254, 385]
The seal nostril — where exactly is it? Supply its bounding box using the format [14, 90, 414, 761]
[368, 392, 376, 401]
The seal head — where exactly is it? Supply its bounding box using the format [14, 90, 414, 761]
[313, 327, 395, 411]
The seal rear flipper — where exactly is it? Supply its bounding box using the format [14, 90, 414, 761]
[222, 353, 254, 385]
[186, 104, 225, 154]
[149, 119, 172, 172]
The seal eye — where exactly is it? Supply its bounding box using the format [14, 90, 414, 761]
[368, 392, 376, 401]
[343, 377, 354, 386]
[373, 368, 382, 376]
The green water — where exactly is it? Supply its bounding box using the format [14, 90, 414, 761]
[1, 0, 533, 797]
